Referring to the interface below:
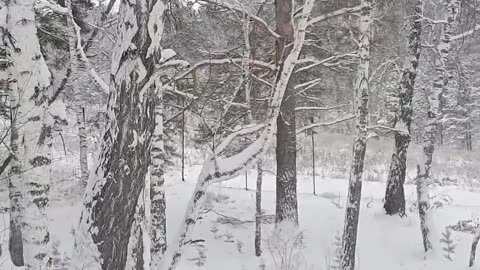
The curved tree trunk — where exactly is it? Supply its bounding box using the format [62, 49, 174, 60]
[341, 1, 372, 269]
[158, 2, 315, 269]
[275, 0, 298, 226]
[384, 0, 423, 216]
[70, 0, 165, 269]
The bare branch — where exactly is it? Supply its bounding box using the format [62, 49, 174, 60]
[174, 58, 276, 81]
[295, 52, 357, 73]
[295, 104, 347, 112]
[200, 0, 281, 39]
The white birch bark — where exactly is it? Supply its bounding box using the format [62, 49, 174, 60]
[416, 0, 459, 255]
[70, 0, 166, 269]
[1, 1, 56, 269]
[158, 1, 316, 269]
[341, 1, 372, 269]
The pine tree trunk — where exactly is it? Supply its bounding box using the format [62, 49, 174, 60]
[275, 0, 298, 226]
[384, 0, 422, 216]
[255, 161, 263, 257]
[71, 1, 166, 269]
[2, 1, 56, 268]
[150, 91, 167, 268]
[341, 1, 372, 269]
[416, 0, 458, 254]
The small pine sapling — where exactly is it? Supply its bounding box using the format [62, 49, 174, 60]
[440, 227, 456, 261]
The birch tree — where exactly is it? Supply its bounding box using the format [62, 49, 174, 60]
[70, 0, 166, 269]
[1, 0, 64, 268]
[159, 1, 316, 268]
[384, 0, 423, 216]
[416, 0, 459, 254]
[340, 0, 372, 269]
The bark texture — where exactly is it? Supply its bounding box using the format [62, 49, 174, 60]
[150, 90, 167, 268]
[470, 228, 480, 267]
[275, 0, 298, 226]
[384, 0, 423, 216]
[416, 0, 459, 254]
[2, 1, 56, 268]
[341, 1, 372, 269]
[71, 0, 166, 269]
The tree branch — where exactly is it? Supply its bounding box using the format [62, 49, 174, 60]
[307, 5, 362, 27]
[296, 115, 355, 134]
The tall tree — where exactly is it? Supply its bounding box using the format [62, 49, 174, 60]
[340, 0, 372, 269]
[275, 0, 298, 226]
[159, 1, 316, 268]
[1, 0, 62, 268]
[70, 0, 165, 269]
[416, 0, 459, 254]
[384, 0, 423, 216]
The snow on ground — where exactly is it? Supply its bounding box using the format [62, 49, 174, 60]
[0, 165, 480, 269]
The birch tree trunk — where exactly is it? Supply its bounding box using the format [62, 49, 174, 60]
[341, 1, 372, 269]
[275, 0, 298, 226]
[150, 90, 167, 268]
[67, 0, 89, 187]
[416, 0, 458, 254]
[384, 0, 423, 216]
[158, 2, 315, 268]
[2, 1, 56, 269]
[71, 0, 166, 269]
[470, 227, 480, 267]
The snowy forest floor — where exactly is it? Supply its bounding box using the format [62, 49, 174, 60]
[1, 165, 480, 269]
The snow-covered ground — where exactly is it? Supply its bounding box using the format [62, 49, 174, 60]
[1, 164, 479, 269]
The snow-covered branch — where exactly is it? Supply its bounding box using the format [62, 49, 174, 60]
[295, 104, 346, 112]
[72, 20, 110, 93]
[174, 58, 276, 81]
[159, 0, 316, 268]
[307, 5, 362, 27]
[451, 24, 480, 41]
[295, 52, 357, 73]
[296, 115, 355, 134]
[34, 0, 69, 16]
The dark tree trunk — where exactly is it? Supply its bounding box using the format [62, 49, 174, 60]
[384, 0, 422, 215]
[275, 0, 298, 226]
[255, 161, 263, 257]
[71, 1, 165, 269]
[341, 1, 372, 269]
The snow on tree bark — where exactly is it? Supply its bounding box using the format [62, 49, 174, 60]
[416, 0, 459, 254]
[150, 87, 167, 268]
[67, 0, 89, 187]
[275, 0, 298, 226]
[2, 1, 56, 268]
[384, 0, 423, 216]
[70, 0, 166, 269]
[159, 1, 316, 268]
[341, 1, 372, 270]
[470, 227, 480, 267]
